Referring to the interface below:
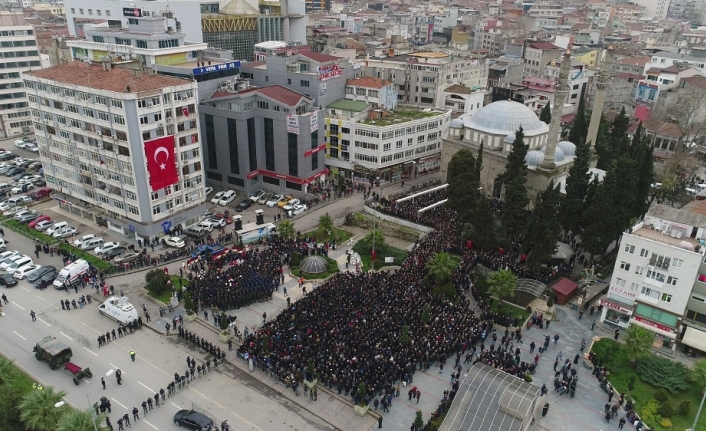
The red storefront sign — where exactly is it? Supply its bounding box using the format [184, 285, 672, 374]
[600, 299, 632, 314]
[304, 143, 326, 157]
[246, 168, 329, 185]
[632, 315, 675, 333]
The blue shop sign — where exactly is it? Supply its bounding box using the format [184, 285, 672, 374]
[192, 61, 241, 76]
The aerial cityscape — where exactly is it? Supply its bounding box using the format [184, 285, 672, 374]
[1, 0, 706, 430]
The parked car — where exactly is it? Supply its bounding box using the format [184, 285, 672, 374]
[72, 234, 97, 247]
[6, 256, 33, 274]
[11, 183, 34, 194]
[14, 264, 41, 279]
[249, 190, 265, 202]
[0, 273, 17, 288]
[52, 226, 78, 239]
[173, 410, 213, 430]
[45, 221, 68, 235]
[12, 209, 35, 220]
[103, 247, 126, 260]
[266, 194, 284, 208]
[204, 217, 226, 228]
[18, 174, 41, 184]
[184, 226, 207, 238]
[27, 266, 56, 284]
[258, 192, 273, 205]
[114, 251, 141, 263]
[235, 199, 253, 212]
[30, 187, 51, 200]
[33, 269, 58, 288]
[278, 195, 294, 208]
[218, 190, 236, 206]
[213, 213, 233, 224]
[8, 195, 31, 205]
[16, 212, 40, 223]
[25, 144, 39, 153]
[0, 202, 16, 212]
[291, 204, 308, 216]
[0, 255, 27, 270]
[195, 221, 214, 232]
[204, 186, 213, 196]
[28, 215, 50, 228]
[210, 191, 225, 205]
[95, 242, 120, 255]
[34, 220, 54, 231]
[3, 207, 24, 217]
[283, 198, 300, 211]
[163, 237, 186, 249]
[14, 140, 26, 149]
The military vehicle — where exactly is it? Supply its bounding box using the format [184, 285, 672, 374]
[33, 336, 72, 369]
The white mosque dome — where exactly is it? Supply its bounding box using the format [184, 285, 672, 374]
[525, 150, 545, 167]
[539, 146, 566, 163]
[504, 133, 516, 144]
[449, 118, 464, 129]
[467, 100, 550, 136]
[557, 141, 576, 157]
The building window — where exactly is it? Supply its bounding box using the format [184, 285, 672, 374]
[264, 118, 275, 171]
[620, 261, 631, 271]
[158, 39, 179, 49]
[136, 40, 148, 49]
[311, 130, 318, 171]
[228, 176, 244, 187]
[300, 80, 310, 87]
[257, 101, 269, 110]
[661, 293, 672, 303]
[624, 244, 635, 254]
[92, 36, 104, 43]
[204, 114, 217, 170]
[640, 248, 649, 258]
[247, 118, 257, 172]
[227, 118, 239, 175]
[667, 276, 678, 286]
[286, 181, 302, 191]
[615, 278, 626, 287]
[288, 132, 298, 177]
[115, 37, 131, 46]
[635, 266, 644, 276]
[672, 258, 683, 269]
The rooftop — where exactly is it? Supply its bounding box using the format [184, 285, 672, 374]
[528, 41, 561, 50]
[26, 61, 191, 93]
[300, 51, 340, 63]
[632, 225, 701, 250]
[346, 76, 390, 89]
[445, 84, 473, 94]
[360, 109, 445, 127]
[327, 99, 370, 112]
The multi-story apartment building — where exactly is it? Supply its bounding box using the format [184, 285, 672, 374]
[633, 0, 672, 19]
[344, 77, 398, 111]
[682, 201, 706, 352]
[488, 56, 525, 87]
[198, 82, 326, 196]
[0, 14, 42, 138]
[324, 100, 451, 182]
[23, 62, 206, 242]
[635, 63, 700, 105]
[601, 204, 706, 351]
[644, 50, 706, 76]
[523, 41, 563, 78]
[359, 52, 487, 109]
[528, 0, 563, 18]
[612, 4, 647, 24]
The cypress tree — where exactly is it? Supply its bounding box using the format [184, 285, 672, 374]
[500, 127, 530, 242]
[475, 141, 484, 184]
[559, 140, 591, 237]
[539, 103, 551, 124]
[526, 181, 562, 269]
[445, 149, 478, 223]
[568, 96, 588, 146]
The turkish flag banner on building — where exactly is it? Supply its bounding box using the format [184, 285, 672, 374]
[182, 107, 190, 117]
[144, 136, 179, 191]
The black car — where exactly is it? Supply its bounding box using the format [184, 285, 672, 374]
[27, 266, 56, 284]
[0, 273, 17, 288]
[103, 246, 126, 260]
[173, 410, 213, 430]
[36, 270, 58, 289]
[235, 199, 253, 212]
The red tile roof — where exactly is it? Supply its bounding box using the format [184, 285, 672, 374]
[300, 51, 340, 63]
[681, 75, 706, 90]
[615, 55, 650, 66]
[27, 61, 191, 93]
[528, 41, 561, 50]
[257, 85, 312, 107]
[346, 76, 390, 89]
[552, 278, 578, 295]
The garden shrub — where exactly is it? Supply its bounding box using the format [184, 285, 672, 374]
[523, 374, 532, 382]
[546, 297, 554, 307]
[654, 388, 669, 403]
[659, 418, 673, 428]
[628, 375, 636, 391]
[640, 399, 660, 426]
[636, 356, 692, 392]
[679, 400, 691, 415]
[657, 400, 675, 418]
[290, 251, 301, 266]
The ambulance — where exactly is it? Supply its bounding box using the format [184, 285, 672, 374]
[53, 259, 89, 288]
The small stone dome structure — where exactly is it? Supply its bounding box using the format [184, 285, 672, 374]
[539, 146, 566, 163]
[504, 133, 516, 144]
[525, 150, 545, 167]
[299, 255, 329, 274]
[449, 118, 464, 129]
[557, 141, 576, 157]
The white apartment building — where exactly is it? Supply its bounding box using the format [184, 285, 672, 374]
[23, 61, 207, 242]
[633, 0, 672, 19]
[0, 24, 42, 138]
[601, 205, 705, 351]
[325, 99, 450, 182]
[643, 51, 706, 76]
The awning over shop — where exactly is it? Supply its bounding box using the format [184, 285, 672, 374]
[630, 317, 677, 339]
[682, 326, 706, 352]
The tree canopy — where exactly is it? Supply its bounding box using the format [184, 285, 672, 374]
[559, 139, 591, 237]
[487, 270, 517, 305]
[445, 149, 479, 222]
[500, 128, 530, 242]
[624, 325, 655, 363]
[525, 181, 561, 269]
[425, 252, 457, 284]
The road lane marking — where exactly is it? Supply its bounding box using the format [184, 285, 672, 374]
[36, 317, 50, 326]
[35, 295, 44, 301]
[60, 331, 72, 340]
[12, 302, 25, 310]
[20, 286, 29, 292]
[12, 331, 26, 340]
[170, 402, 180, 410]
[143, 420, 159, 430]
[84, 347, 98, 357]
[83, 378, 90, 383]
[111, 398, 127, 410]
[189, 387, 224, 408]
[109, 363, 123, 373]
[230, 411, 266, 431]
[138, 381, 154, 393]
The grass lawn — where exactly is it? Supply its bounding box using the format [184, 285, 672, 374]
[303, 227, 352, 243]
[290, 256, 340, 280]
[592, 338, 706, 431]
[3, 218, 57, 244]
[357, 245, 408, 271]
[147, 275, 190, 304]
[10, 359, 36, 394]
[58, 243, 112, 271]
[488, 298, 531, 323]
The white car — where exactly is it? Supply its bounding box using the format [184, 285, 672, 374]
[205, 187, 214, 196]
[204, 217, 226, 228]
[163, 237, 186, 249]
[34, 220, 54, 231]
[73, 234, 97, 246]
[266, 194, 285, 208]
[53, 226, 78, 238]
[18, 174, 41, 184]
[0, 250, 19, 262]
[6, 258, 33, 275]
[0, 254, 28, 270]
[249, 190, 265, 202]
[25, 144, 39, 153]
[210, 191, 225, 204]
[195, 221, 215, 232]
[13, 264, 40, 279]
[0, 202, 16, 212]
[283, 198, 300, 211]
[95, 242, 120, 255]
[14, 141, 26, 149]
[11, 184, 33, 194]
[291, 204, 308, 216]
[2, 206, 23, 216]
[218, 190, 236, 206]
[14, 157, 29, 166]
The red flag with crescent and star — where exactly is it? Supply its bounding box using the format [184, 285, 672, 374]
[144, 136, 179, 191]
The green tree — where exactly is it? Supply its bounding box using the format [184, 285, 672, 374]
[568, 96, 588, 146]
[463, 194, 501, 250]
[278, 220, 295, 240]
[539, 103, 551, 124]
[183, 291, 195, 313]
[422, 303, 431, 324]
[0, 356, 19, 386]
[445, 149, 478, 222]
[597, 107, 631, 169]
[425, 252, 456, 284]
[693, 358, 706, 386]
[414, 410, 424, 430]
[487, 270, 517, 306]
[356, 229, 386, 253]
[500, 128, 530, 242]
[559, 139, 591, 236]
[56, 409, 106, 431]
[628, 123, 655, 218]
[19, 386, 68, 431]
[400, 325, 411, 345]
[145, 269, 171, 295]
[0, 357, 23, 431]
[318, 214, 334, 235]
[624, 325, 655, 364]
[525, 181, 561, 269]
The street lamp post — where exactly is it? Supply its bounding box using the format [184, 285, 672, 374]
[55, 369, 114, 431]
[691, 387, 706, 431]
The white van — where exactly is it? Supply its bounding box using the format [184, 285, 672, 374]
[53, 259, 89, 288]
[79, 238, 104, 250]
[46, 221, 68, 236]
[98, 296, 139, 324]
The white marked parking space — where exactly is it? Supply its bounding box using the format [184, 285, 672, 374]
[20, 287, 29, 292]
[35, 295, 44, 301]
[138, 381, 154, 393]
[12, 331, 26, 340]
[109, 363, 123, 373]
